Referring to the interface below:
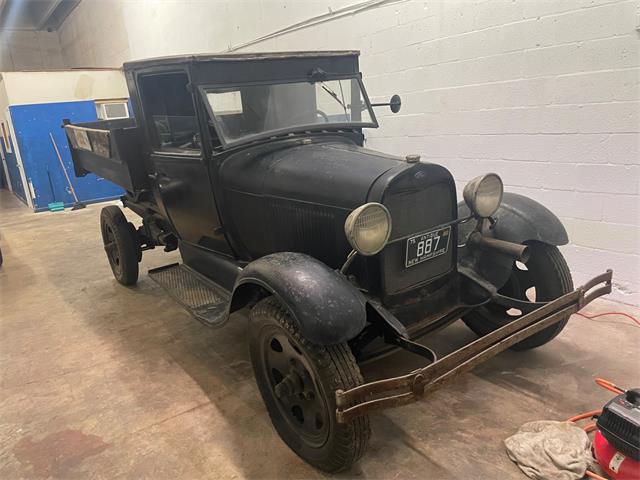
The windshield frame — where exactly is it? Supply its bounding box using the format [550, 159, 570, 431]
[199, 74, 379, 149]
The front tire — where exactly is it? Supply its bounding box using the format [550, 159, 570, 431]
[100, 206, 140, 286]
[249, 297, 370, 472]
[462, 241, 573, 350]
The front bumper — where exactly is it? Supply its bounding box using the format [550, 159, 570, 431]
[335, 270, 613, 423]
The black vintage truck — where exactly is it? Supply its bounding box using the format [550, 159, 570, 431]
[64, 51, 612, 472]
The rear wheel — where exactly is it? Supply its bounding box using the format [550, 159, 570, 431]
[462, 241, 573, 350]
[249, 297, 370, 472]
[100, 206, 140, 286]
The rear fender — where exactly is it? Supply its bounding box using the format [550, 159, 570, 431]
[229, 252, 367, 345]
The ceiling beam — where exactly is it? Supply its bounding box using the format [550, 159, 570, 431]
[32, 0, 64, 31]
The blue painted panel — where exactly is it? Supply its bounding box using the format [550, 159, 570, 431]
[1, 136, 26, 203]
[9, 101, 124, 210]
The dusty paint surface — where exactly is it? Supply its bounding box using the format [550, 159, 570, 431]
[73, 74, 96, 99]
[13, 430, 109, 478]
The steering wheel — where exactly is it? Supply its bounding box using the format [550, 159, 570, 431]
[316, 109, 330, 123]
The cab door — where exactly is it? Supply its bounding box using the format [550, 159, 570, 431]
[138, 71, 231, 254]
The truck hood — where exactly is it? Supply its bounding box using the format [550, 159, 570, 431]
[219, 138, 404, 209]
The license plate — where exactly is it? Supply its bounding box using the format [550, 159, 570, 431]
[405, 226, 451, 268]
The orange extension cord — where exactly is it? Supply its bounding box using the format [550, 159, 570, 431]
[575, 311, 640, 328]
[566, 378, 628, 480]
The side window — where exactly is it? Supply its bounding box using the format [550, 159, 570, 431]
[139, 72, 201, 153]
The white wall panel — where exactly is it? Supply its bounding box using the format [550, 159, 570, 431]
[2, 70, 128, 106]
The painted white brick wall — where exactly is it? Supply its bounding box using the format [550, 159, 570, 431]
[56, 0, 640, 304]
[0, 29, 64, 71]
[322, 0, 640, 305]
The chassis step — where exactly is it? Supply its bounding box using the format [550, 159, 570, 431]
[148, 263, 230, 327]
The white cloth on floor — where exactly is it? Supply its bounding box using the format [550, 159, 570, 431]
[504, 420, 592, 480]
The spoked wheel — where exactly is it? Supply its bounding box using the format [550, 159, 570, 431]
[249, 297, 370, 472]
[462, 241, 573, 350]
[100, 206, 140, 286]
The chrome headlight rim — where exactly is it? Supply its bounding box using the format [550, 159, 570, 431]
[344, 202, 392, 256]
[463, 173, 504, 218]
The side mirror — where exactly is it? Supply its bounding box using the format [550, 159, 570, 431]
[389, 94, 402, 113]
[371, 94, 402, 114]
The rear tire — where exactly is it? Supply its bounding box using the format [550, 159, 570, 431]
[249, 297, 370, 472]
[462, 241, 573, 350]
[100, 206, 140, 286]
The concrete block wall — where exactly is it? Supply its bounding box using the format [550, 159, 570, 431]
[0, 29, 64, 70]
[55, 0, 639, 304]
[57, 0, 130, 68]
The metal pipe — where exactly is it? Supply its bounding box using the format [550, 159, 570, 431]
[49, 132, 86, 210]
[467, 231, 530, 263]
[340, 249, 358, 275]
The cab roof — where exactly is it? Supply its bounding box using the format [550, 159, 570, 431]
[123, 50, 360, 70]
[124, 50, 362, 87]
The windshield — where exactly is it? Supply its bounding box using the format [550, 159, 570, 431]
[204, 78, 376, 145]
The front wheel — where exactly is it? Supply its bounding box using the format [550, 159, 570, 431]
[249, 297, 370, 472]
[462, 241, 573, 350]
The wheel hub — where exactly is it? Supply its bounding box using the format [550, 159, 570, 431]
[263, 331, 329, 446]
[103, 225, 121, 272]
[274, 368, 305, 399]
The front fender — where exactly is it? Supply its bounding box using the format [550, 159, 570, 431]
[458, 192, 569, 289]
[459, 192, 568, 246]
[492, 192, 568, 245]
[230, 252, 367, 345]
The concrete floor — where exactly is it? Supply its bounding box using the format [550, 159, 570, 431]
[0, 188, 638, 479]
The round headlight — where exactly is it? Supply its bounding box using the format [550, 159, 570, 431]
[463, 173, 504, 218]
[344, 203, 392, 256]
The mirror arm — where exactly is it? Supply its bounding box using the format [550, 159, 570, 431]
[371, 94, 402, 113]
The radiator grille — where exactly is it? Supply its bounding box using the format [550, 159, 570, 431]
[381, 181, 456, 295]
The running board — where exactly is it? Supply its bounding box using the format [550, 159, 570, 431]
[148, 263, 230, 327]
[335, 270, 613, 423]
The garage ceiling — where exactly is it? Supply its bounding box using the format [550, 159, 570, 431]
[0, 0, 80, 31]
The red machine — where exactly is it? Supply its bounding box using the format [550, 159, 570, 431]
[593, 430, 640, 479]
[592, 388, 640, 480]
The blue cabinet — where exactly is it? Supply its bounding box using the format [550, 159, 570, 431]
[9, 100, 124, 211]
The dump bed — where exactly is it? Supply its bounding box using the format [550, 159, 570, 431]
[64, 118, 148, 193]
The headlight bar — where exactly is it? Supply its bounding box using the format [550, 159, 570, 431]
[335, 270, 613, 424]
